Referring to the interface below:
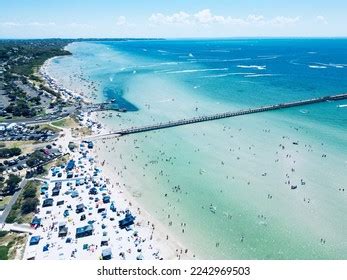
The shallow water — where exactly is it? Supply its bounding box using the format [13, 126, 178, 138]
[47, 39, 347, 259]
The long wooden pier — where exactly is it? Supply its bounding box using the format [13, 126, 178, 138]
[86, 93, 347, 140]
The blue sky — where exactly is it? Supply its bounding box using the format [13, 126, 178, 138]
[0, 0, 346, 38]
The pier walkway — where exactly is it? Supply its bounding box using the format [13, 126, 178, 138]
[86, 93, 347, 140]
[80, 102, 116, 113]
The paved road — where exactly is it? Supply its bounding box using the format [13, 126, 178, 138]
[1, 223, 35, 234]
[0, 179, 27, 224]
[0, 112, 70, 125]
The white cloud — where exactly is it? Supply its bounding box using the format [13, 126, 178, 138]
[0, 21, 56, 27]
[247, 14, 266, 24]
[148, 9, 300, 27]
[149, 11, 191, 25]
[194, 9, 226, 24]
[1, 22, 21, 26]
[270, 16, 300, 26]
[116, 16, 127, 26]
[316, 15, 328, 24]
[67, 23, 92, 29]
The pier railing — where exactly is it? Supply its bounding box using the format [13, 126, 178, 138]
[86, 93, 347, 140]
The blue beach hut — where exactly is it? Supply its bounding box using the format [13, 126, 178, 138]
[29, 236, 40, 246]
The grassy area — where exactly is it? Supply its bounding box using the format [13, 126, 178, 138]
[38, 123, 62, 133]
[6, 180, 40, 224]
[72, 126, 92, 137]
[0, 231, 27, 260]
[52, 116, 77, 128]
[0, 195, 12, 210]
[3, 140, 37, 154]
[52, 116, 92, 136]
[0, 245, 9, 260]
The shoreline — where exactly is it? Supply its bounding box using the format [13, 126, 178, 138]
[39, 46, 93, 104]
[26, 48, 196, 260]
[91, 139, 195, 259]
[82, 109, 196, 259]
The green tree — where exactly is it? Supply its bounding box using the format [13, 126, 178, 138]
[22, 185, 36, 199]
[4, 174, 21, 195]
[0, 147, 21, 158]
[21, 197, 39, 214]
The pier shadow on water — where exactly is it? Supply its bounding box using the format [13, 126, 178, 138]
[103, 86, 138, 112]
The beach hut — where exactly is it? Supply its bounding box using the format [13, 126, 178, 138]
[29, 236, 40, 246]
[110, 202, 116, 212]
[118, 212, 136, 230]
[58, 221, 66, 228]
[97, 208, 106, 214]
[52, 187, 60, 196]
[89, 187, 97, 195]
[87, 141, 94, 149]
[58, 223, 68, 237]
[102, 195, 110, 204]
[56, 200, 64, 206]
[67, 171, 73, 178]
[63, 209, 69, 217]
[101, 248, 112, 260]
[42, 198, 54, 208]
[31, 216, 41, 228]
[66, 160, 75, 171]
[100, 238, 108, 247]
[71, 190, 79, 198]
[75, 225, 93, 238]
[40, 183, 49, 195]
[76, 203, 85, 214]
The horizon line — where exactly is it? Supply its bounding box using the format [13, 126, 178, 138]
[1, 36, 347, 40]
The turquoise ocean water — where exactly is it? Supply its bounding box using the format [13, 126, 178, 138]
[48, 39, 347, 259]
